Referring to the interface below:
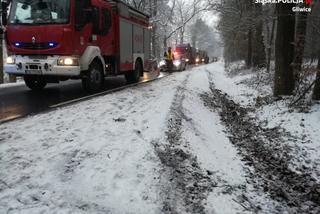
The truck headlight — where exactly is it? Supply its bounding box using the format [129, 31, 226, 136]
[6, 56, 15, 64]
[159, 60, 166, 67]
[173, 60, 181, 67]
[57, 57, 79, 66]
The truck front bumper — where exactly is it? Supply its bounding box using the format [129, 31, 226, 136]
[5, 55, 81, 77]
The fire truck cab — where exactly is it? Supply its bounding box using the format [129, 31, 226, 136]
[174, 44, 193, 64]
[3, 0, 152, 92]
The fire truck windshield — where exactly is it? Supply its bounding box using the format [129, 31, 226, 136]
[175, 47, 187, 54]
[9, 0, 70, 25]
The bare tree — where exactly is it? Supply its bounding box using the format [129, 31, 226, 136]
[126, 0, 213, 57]
[313, 61, 320, 100]
[218, 0, 265, 66]
[246, 0, 253, 68]
[0, 3, 3, 84]
[274, 3, 295, 96]
[175, 0, 187, 44]
[252, 3, 266, 68]
[292, 4, 309, 95]
[190, 18, 216, 53]
[266, 6, 276, 73]
[307, 2, 320, 100]
[163, 0, 211, 47]
[0, 33, 3, 84]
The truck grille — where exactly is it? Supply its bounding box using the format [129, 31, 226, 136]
[13, 42, 57, 50]
[28, 55, 48, 60]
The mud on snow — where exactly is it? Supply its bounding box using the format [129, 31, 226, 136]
[201, 69, 320, 214]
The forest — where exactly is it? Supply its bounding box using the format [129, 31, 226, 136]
[122, 0, 320, 105]
[218, 0, 320, 103]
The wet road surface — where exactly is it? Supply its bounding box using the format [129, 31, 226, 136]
[0, 72, 163, 123]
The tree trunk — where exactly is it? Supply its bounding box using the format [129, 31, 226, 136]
[267, 16, 276, 72]
[191, 34, 196, 49]
[274, 3, 295, 96]
[252, 3, 266, 68]
[292, 7, 308, 88]
[246, 1, 253, 68]
[0, 29, 3, 84]
[151, 0, 158, 57]
[0, 2, 3, 84]
[179, 27, 184, 44]
[312, 56, 320, 100]
[247, 29, 253, 68]
[163, 35, 167, 50]
[151, 25, 157, 57]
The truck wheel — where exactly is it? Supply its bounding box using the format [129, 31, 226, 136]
[24, 76, 47, 91]
[82, 61, 104, 93]
[125, 60, 142, 83]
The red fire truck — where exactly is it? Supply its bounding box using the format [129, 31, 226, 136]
[174, 43, 194, 64]
[3, 0, 152, 92]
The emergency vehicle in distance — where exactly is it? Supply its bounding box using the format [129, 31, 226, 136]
[173, 44, 196, 64]
[195, 50, 209, 64]
[174, 44, 209, 65]
[3, 0, 152, 92]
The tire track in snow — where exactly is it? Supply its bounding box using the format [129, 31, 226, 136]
[61, 149, 96, 182]
[202, 69, 320, 213]
[154, 74, 215, 214]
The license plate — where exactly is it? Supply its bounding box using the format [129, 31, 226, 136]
[25, 70, 42, 75]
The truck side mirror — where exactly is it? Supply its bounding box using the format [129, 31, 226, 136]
[83, 0, 91, 7]
[91, 7, 100, 34]
[74, 0, 91, 31]
[101, 9, 111, 35]
[85, 10, 92, 23]
[1, 2, 8, 26]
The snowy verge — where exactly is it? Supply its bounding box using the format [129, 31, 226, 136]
[0, 81, 24, 89]
[207, 61, 320, 171]
[0, 73, 187, 213]
[205, 62, 320, 183]
[183, 67, 282, 213]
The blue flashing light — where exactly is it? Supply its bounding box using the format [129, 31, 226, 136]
[48, 42, 56, 47]
[15, 42, 21, 47]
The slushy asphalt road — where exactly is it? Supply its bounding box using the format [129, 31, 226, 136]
[0, 72, 163, 123]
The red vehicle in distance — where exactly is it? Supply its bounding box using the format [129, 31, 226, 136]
[174, 44, 195, 64]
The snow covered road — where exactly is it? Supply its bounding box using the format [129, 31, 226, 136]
[1, 62, 319, 213]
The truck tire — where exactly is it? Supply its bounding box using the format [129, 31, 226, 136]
[24, 76, 47, 91]
[125, 60, 142, 83]
[82, 61, 104, 93]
